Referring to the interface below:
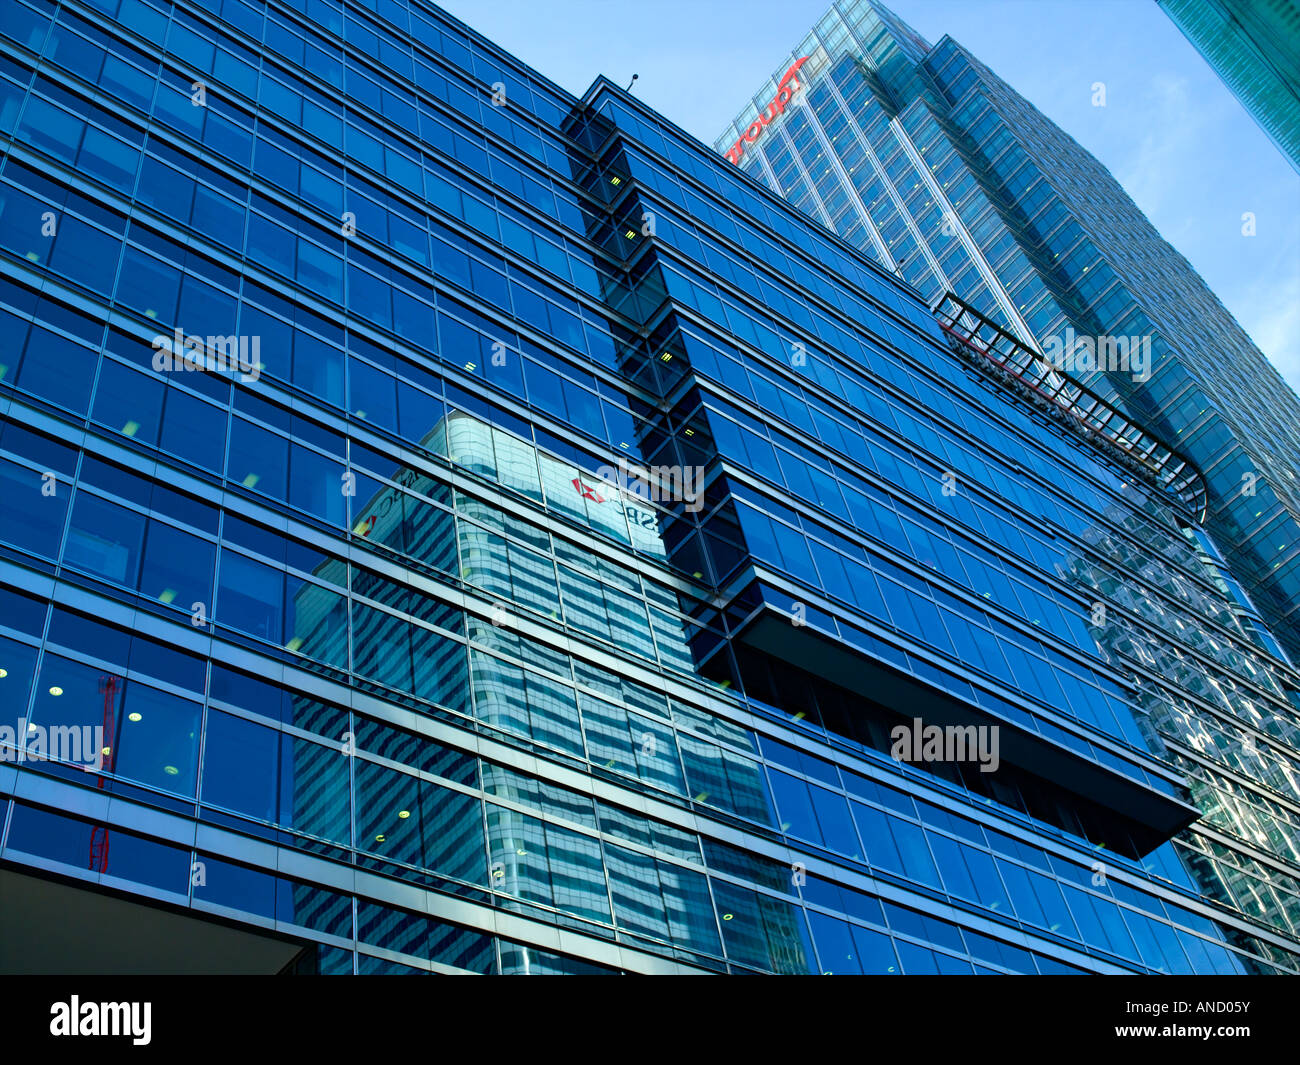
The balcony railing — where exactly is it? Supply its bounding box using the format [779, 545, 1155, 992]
[932, 292, 1207, 520]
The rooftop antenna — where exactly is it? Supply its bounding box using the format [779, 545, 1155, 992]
[626, 73, 638, 93]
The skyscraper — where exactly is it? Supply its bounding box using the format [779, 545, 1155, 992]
[1159, 0, 1300, 175]
[1, 0, 1298, 976]
[715, 0, 1300, 664]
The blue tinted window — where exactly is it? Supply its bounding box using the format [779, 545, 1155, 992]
[17, 326, 97, 414]
[202, 709, 278, 822]
[115, 246, 179, 323]
[115, 683, 201, 795]
[216, 550, 284, 641]
[139, 519, 215, 611]
[0, 456, 69, 560]
[92, 359, 164, 443]
[49, 215, 121, 294]
[160, 388, 227, 471]
[228, 417, 288, 499]
[65, 492, 145, 586]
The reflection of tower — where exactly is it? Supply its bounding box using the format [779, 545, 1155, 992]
[87, 674, 119, 873]
[1064, 503, 1300, 969]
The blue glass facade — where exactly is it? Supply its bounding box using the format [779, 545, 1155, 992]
[1, 0, 1299, 975]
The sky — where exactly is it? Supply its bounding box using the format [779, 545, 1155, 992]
[437, 0, 1300, 394]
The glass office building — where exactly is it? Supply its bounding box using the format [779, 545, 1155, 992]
[1, 0, 1299, 975]
[1159, 0, 1300, 175]
[715, 0, 1300, 665]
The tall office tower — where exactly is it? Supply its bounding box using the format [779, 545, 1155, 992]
[1159, 0, 1300, 175]
[1, 0, 1299, 977]
[714, 0, 1300, 663]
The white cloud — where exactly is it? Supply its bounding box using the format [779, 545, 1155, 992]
[1117, 76, 1201, 215]
[1235, 268, 1300, 394]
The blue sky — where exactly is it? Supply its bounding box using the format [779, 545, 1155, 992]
[438, 0, 1300, 393]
